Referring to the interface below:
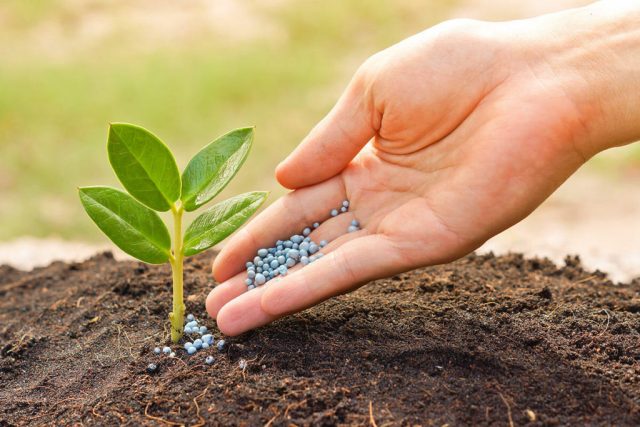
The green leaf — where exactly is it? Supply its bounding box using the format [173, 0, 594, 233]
[78, 186, 171, 264]
[181, 127, 254, 212]
[107, 123, 181, 212]
[183, 191, 268, 257]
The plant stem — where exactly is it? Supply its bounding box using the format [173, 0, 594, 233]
[169, 204, 185, 343]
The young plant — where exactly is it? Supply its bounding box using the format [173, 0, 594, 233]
[79, 123, 267, 342]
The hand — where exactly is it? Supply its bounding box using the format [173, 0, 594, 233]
[206, 2, 640, 335]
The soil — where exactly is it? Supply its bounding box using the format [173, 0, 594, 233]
[1, 251, 640, 426]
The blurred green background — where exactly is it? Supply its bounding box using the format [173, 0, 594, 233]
[0, 0, 637, 242]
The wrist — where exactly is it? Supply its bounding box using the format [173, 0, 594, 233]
[514, 1, 640, 158]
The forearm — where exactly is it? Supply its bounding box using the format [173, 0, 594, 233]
[514, 1, 640, 158]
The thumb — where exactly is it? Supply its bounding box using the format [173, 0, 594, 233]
[276, 69, 377, 189]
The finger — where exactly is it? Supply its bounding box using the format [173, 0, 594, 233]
[260, 234, 403, 317]
[205, 271, 246, 320]
[207, 212, 362, 320]
[308, 211, 359, 244]
[276, 70, 376, 189]
[212, 175, 347, 282]
[213, 229, 367, 336]
[215, 285, 275, 336]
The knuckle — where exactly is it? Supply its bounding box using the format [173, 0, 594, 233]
[428, 18, 494, 50]
[333, 250, 359, 285]
[434, 18, 482, 36]
[354, 51, 386, 88]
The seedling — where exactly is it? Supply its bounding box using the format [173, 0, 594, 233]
[79, 123, 267, 342]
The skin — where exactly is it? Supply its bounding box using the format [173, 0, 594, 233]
[207, 1, 640, 335]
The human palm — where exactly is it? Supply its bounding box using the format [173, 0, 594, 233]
[207, 19, 592, 335]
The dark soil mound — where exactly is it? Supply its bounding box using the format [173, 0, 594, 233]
[1, 251, 639, 426]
